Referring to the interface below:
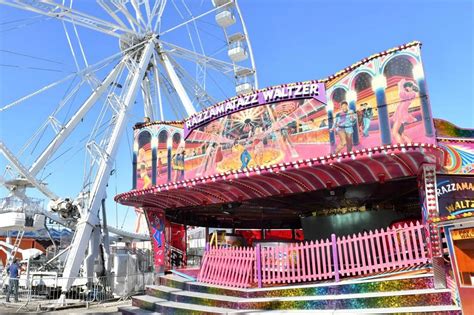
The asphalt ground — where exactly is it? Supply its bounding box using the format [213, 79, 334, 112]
[0, 299, 130, 314]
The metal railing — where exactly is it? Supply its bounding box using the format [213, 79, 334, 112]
[0, 271, 155, 312]
[0, 197, 44, 214]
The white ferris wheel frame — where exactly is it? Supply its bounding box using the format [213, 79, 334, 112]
[0, 0, 258, 301]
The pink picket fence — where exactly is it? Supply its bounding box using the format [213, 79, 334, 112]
[197, 221, 429, 288]
[336, 221, 428, 277]
[259, 237, 335, 285]
[197, 246, 255, 288]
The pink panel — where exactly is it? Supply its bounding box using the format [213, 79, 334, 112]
[325, 240, 332, 279]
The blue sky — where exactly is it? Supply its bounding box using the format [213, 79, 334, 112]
[0, 0, 472, 233]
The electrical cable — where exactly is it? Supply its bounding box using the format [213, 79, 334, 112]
[0, 49, 66, 65]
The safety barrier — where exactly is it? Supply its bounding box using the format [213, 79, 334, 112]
[198, 221, 429, 288]
[0, 272, 154, 311]
[198, 246, 255, 288]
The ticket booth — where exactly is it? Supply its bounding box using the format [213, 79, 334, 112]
[434, 174, 474, 313]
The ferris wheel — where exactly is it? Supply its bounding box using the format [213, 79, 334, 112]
[0, 0, 257, 299]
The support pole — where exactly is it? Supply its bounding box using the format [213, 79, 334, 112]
[159, 50, 196, 116]
[167, 137, 172, 183]
[327, 106, 336, 153]
[29, 62, 125, 176]
[413, 63, 434, 137]
[152, 138, 157, 185]
[58, 38, 156, 304]
[375, 88, 391, 145]
[418, 164, 442, 258]
[347, 90, 360, 145]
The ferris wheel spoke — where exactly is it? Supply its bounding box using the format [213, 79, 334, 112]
[159, 50, 197, 116]
[172, 0, 207, 91]
[130, 0, 148, 31]
[159, 72, 187, 119]
[141, 74, 156, 120]
[159, 0, 232, 36]
[166, 53, 217, 109]
[151, 53, 165, 120]
[161, 41, 246, 77]
[0, 0, 135, 37]
[110, 0, 142, 32]
[0, 141, 60, 201]
[0, 39, 147, 113]
[62, 21, 82, 72]
[28, 59, 127, 176]
[59, 38, 156, 294]
[151, 0, 167, 32]
[141, 0, 153, 30]
[97, 0, 130, 30]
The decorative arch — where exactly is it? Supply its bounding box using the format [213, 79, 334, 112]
[157, 129, 169, 142]
[381, 52, 419, 78]
[138, 130, 152, 149]
[172, 132, 181, 148]
[137, 130, 153, 189]
[135, 127, 153, 143]
[157, 129, 169, 152]
[352, 72, 374, 93]
[331, 87, 347, 108]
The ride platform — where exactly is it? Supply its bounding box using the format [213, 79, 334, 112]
[119, 268, 461, 314]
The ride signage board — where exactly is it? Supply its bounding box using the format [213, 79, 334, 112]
[452, 227, 474, 241]
[437, 175, 474, 218]
[183, 82, 326, 139]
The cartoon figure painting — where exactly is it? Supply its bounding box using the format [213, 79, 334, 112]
[148, 211, 166, 271]
[150, 212, 164, 247]
[139, 163, 151, 189]
[254, 139, 264, 165]
[173, 150, 186, 181]
[360, 103, 373, 137]
[392, 79, 419, 143]
[333, 101, 356, 153]
[240, 142, 252, 170]
[137, 131, 152, 189]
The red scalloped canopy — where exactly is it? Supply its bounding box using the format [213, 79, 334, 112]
[116, 144, 442, 228]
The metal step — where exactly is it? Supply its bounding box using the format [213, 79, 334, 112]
[168, 287, 456, 310]
[146, 284, 182, 300]
[245, 305, 462, 314]
[119, 305, 161, 315]
[186, 273, 437, 298]
[132, 295, 167, 311]
[156, 301, 253, 314]
[158, 273, 194, 290]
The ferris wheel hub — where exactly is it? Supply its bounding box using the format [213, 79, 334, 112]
[119, 33, 157, 53]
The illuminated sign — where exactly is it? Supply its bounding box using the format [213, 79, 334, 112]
[452, 227, 474, 241]
[437, 175, 474, 217]
[183, 82, 326, 139]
